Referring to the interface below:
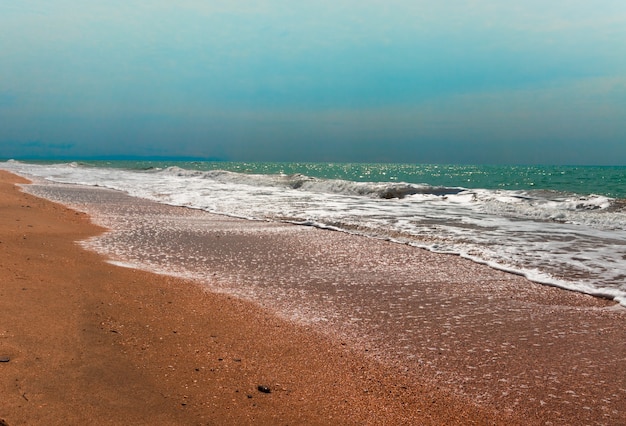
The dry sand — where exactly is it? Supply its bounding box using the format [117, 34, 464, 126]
[1, 170, 624, 425]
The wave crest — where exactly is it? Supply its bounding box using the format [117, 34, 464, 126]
[159, 167, 462, 199]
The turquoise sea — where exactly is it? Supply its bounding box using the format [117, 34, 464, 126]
[32, 160, 626, 198]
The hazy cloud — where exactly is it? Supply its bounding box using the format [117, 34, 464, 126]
[1, 1, 625, 164]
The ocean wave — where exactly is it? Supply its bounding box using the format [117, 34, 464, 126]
[158, 166, 463, 199]
[3, 160, 626, 306]
[157, 167, 624, 228]
[464, 189, 625, 230]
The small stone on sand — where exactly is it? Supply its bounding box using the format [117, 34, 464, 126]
[257, 385, 271, 394]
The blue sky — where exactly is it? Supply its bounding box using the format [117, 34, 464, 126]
[1, 1, 626, 164]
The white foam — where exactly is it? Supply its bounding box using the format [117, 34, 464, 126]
[3, 160, 626, 306]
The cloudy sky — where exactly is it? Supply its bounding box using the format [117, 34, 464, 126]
[1, 1, 626, 164]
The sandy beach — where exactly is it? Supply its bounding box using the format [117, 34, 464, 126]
[1, 170, 625, 425]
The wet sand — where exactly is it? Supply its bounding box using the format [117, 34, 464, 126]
[1, 170, 624, 425]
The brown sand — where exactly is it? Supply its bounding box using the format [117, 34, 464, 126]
[0, 171, 624, 425]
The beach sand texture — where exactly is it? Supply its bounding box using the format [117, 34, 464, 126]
[1, 170, 624, 425]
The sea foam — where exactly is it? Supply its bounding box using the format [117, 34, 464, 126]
[3, 160, 626, 306]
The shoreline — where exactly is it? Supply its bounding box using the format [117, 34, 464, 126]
[0, 172, 501, 424]
[2, 170, 625, 425]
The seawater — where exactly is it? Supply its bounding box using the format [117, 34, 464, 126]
[2, 160, 626, 306]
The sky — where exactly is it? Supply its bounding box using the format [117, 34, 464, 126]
[1, 1, 626, 165]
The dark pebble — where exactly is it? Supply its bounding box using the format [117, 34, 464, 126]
[257, 385, 271, 394]
[0, 357, 10, 363]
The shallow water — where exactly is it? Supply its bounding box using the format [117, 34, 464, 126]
[3, 160, 626, 306]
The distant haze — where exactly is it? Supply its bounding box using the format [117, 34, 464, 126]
[1, 1, 626, 165]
